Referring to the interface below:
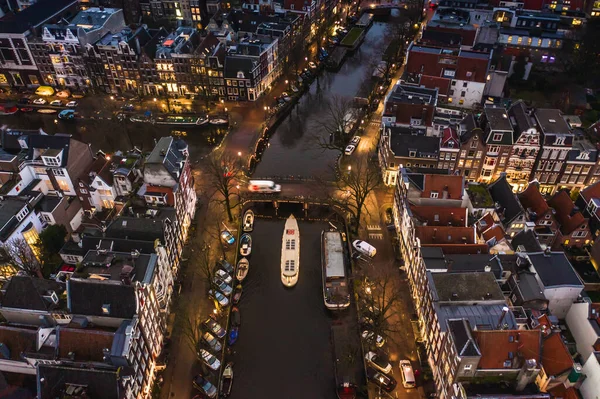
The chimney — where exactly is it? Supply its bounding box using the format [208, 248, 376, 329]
[516, 359, 538, 391]
[496, 306, 509, 329]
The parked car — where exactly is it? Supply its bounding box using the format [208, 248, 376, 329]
[58, 109, 76, 120]
[201, 331, 222, 352]
[213, 278, 232, 296]
[56, 90, 70, 98]
[367, 367, 397, 392]
[208, 289, 229, 307]
[192, 374, 218, 398]
[33, 98, 47, 105]
[220, 230, 235, 245]
[365, 351, 392, 375]
[215, 268, 233, 284]
[399, 360, 416, 388]
[218, 259, 234, 274]
[345, 144, 356, 156]
[198, 349, 221, 371]
[203, 318, 226, 339]
[50, 99, 63, 106]
[350, 136, 361, 145]
[362, 330, 385, 347]
[19, 107, 34, 112]
[353, 239, 377, 257]
[308, 61, 317, 69]
[66, 100, 78, 107]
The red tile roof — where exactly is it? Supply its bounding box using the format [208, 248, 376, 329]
[0, 325, 37, 360]
[473, 329, 542, 369]
[540, 332, 574, 376]
[410, 206, 467, 226]
[415, 226, 475, 244]
[519, 182, 549, 216]
[437, 244, 490, 254]
[58, 328, 115, 363]
[476, 213, 496, 235]
[420, 75, 451, 96]
[441, 127, 459, 147]
[548, 190, 588, 235]
[549, 385, 581, 399]
[482, 225, 506, 242]
[421, 174, 464, 199]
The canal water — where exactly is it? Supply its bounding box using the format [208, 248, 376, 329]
[229, 215, 363, 399]
[0, 112, 219, 158]
[253, 21, 390, 180]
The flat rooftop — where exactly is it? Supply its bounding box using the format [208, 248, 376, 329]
[431, 272, 504, 302]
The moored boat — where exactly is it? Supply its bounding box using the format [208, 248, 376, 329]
[281, 214, 300, 287]
[228, 326, 239, 346]
[232, 284, 242, 305]
[243, 210, 254, 232]
[231, 306, 241, 327]
[236, 258, 249, 282]
[209, 117, 228, 125]
[220, 363, 233, 397]
[239, 233, 252, 257]
[322, 230, 351, 310]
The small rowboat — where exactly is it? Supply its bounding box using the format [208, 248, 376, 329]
[236, 258, 249, 282]
[228, 326, 239, 346]
[240, 233, 252, 257]
[243, 209, 254, 232]
[232, 284, 242, 305]
[220, 363, 233, 397]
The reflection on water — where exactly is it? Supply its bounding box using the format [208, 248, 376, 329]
[253, 22, 389, 179]
[0, 112, 217, 157]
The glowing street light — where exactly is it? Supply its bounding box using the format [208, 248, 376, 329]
[153, 98, 157, 102]
[347, 165, 352, 172]
[237, 151, 242, 157]
[110, 96, 114, 100]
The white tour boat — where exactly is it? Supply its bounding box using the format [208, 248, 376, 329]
[281, 214, 300, 287]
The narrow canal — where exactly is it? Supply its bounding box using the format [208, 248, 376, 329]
[0, 112, 218, 158]
[229, 210, 364, 399]
[253, 21, 390, 180]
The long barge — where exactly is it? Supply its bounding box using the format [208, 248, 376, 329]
[321, 230, 351, 310]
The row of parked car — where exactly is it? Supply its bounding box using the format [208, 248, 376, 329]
[192, 259, 239, 398]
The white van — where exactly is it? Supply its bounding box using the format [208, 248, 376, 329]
[352, 240, 376, 258]
[399, 360, 416, 388]
[248, 180, 281, 193]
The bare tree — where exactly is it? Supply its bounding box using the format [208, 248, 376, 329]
[357, 269, 405, 348]
[2, 238, 42, 278]
[331, 160, 382, 233]
[385, 17, 411, 66]
[311, 95, 358, 152]
[203, 151, 243, 222]
[182, 314, 204, 357]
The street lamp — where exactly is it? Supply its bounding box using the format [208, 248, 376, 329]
[238, 151, 242, 157]
[224, 107, 228, 112]
[110, 95, 114, 100]
[378, 376, 384, 397]
[153, 98, 157, 102]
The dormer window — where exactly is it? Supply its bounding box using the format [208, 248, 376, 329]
[555, 137, 565, 145]
[430, 191, 439, 199]
[43, 156, 60, 167]
[409, 150, 417, 157]
[493, 133, 503, 142]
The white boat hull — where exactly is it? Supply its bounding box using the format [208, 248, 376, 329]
[281, 215, 300, 287]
